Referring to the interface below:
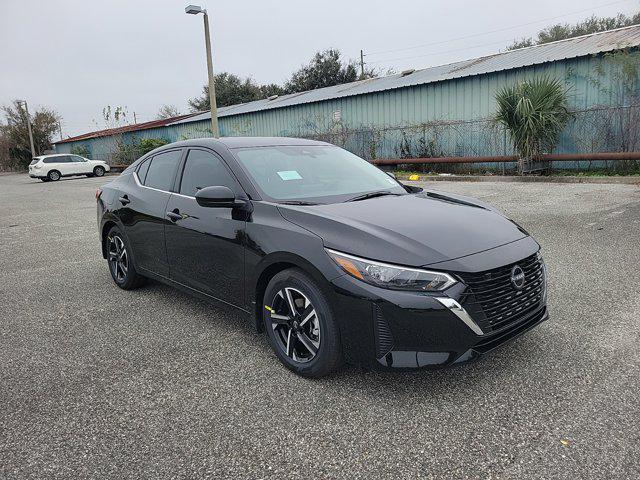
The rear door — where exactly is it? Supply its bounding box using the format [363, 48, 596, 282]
[116, 149, 183, 278]
[164, 148, 246, 306]
[48, 155, 72, 175]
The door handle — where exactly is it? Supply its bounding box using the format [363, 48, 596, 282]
[119, 195, 130, 205]
[166, 211, 183, 222]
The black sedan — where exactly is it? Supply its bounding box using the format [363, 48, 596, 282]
[97, 137, 548, 377]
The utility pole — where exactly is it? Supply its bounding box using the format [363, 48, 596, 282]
[18, 100, 36, 158]
[360, 50, 365, 78]
[202, 10, 219, 137]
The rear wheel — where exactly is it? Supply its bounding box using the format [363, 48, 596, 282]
[106, 226, 145, 290]
[263, 269, 342, 378]
[93, 166, 105, 177]
[47, 170, 61, 181]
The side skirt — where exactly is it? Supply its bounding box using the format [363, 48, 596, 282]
[138, 267, 254, 320]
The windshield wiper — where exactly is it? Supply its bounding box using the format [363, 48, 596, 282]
[345, 191, 401, 202]
[278, 200, 319, 206]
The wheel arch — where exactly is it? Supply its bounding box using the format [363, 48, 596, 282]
[100, 220, 118, 259]
[252, 252, 334, 333]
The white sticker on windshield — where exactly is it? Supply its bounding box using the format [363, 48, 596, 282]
[277, 170, 303, 181]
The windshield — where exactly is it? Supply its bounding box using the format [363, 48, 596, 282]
[232, 145, 405, 203]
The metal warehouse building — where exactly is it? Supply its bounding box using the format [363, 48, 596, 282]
[55, 26, 640, 164]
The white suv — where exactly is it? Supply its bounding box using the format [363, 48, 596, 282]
[29, 154, 110, 182]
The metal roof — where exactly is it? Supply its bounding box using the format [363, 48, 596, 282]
[56, 112, 203, 144]
[170, 25, 640, 125]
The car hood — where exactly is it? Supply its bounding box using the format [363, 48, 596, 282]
[277, 191, 528, 267]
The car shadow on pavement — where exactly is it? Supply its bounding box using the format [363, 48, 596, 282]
[141, 277, 547, 390]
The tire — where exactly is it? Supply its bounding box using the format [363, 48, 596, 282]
[47, 170, 61, 181]
[105, 226, 146, 290]
[93, 166, 105, 177]
[263, 268, 342, 378]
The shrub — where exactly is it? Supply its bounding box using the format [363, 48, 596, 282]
[70, 145, 90, 157]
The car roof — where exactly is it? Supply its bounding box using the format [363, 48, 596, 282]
[169, 136, 333, 149]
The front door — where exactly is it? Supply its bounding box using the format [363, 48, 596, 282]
[70, 155, 92, 174]
[164, 148, 246, 307]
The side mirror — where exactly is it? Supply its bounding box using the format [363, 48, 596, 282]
[195, 185, 239, 208]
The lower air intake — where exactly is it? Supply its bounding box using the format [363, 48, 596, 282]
[373, 304, 394, 358]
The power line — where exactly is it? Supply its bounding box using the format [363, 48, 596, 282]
[364, 0, 635, 57]
[366, 39, 511, 65]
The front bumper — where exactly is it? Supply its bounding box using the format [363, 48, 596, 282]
[329, 249, 548, 369]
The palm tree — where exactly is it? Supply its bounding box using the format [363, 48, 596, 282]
[495, 76, 572, 173]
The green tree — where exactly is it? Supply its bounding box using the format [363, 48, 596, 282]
[259, 83, 285, 98]
[189, 72, 267, 111]
[494, 76, 572, 173]
[284, 49, 376, 94]
[1, 100, 61, 168]
[508, 12, 640, 50]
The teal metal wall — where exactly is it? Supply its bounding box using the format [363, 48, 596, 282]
[56, 52, 639, 164]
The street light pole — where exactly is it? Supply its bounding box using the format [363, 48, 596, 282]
[202, 10, 219, 138]
[18, 100, 36, 158]
[186, 5, 219, 138]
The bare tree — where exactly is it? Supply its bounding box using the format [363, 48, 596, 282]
[156, 105, 181, 119]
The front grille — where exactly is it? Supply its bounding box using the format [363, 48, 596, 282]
[458, 253, 545, 333]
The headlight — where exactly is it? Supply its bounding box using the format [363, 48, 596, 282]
[326, 249, 457, 291]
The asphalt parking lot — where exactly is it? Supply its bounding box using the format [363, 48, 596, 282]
[1, 172, 639, 479]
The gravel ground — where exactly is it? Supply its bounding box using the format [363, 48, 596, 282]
[1, 173, 639, 479]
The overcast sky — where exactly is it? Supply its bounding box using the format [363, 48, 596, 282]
[1, 0, 638, 137]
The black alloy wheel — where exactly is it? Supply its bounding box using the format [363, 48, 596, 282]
[108, 234, 129, 283]
[105, 226, 146, 290]
[94, 166, 105, 177]
[263, 269, 342, 377]
[269, 287, 321, 363]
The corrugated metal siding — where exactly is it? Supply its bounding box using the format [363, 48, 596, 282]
[57, 52, 639, 163]
[168, 26, 640, 121]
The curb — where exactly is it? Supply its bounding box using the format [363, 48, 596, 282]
[399, 175, 640, 185]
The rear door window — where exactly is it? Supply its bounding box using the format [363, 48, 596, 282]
[143, 150, 182, 191]
[44, 156, 68, 164]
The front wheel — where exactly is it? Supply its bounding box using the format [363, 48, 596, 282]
[106, 226, 146, 290]
[263, 268, 342, 378]
[93, 166, 105, 177]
